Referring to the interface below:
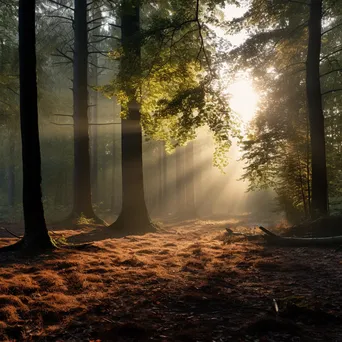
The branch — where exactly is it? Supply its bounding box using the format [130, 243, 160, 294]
[53, 113, 73, 117]
[6, 86, 19, 96]
[274, 21, 308, 48]
[93, 34, 121, 41]
[88, 25, 102, 33]
[47, 0, 74, 11]
[50, 122, 73, 126]
[320, 46, 342, 62]
[47, 15, 73, 22]
[108, 23, 122, 29]
[87, 16, 106, 25]
[88, 62, 111, 70]
[321, 21, 342, 36]
[322, 88, 342, 96]
[0, 227, 21, 239]
[52, 48, 74, 63]
[89, 122, 121, 125]
[320, 68, 342, 77]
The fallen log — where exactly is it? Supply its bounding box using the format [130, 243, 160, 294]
[259, 226, 342, 247]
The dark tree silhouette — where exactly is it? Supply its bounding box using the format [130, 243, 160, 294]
[306, 0, 328, 217]
[72, 0, 102, 223]
[1, 0, 54, 252]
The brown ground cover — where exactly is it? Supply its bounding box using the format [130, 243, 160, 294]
[0, 219, 342, 341]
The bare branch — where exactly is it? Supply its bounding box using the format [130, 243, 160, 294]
[0, 227, 20, 239]
[50, 122, 74, 126]
[47, 0, 74, 11]
[93, 34, 121, 41]
[322, 88, 342, 96]
[320, 68, 342, 77]
[322, 21, 342, 36]
[52, 48, 74, 62]
[88, 62, 111, 70]
[53, 113, 73, 117]
[46, 15, 73, 22]
[320, 47, 342, 62]
[108, 23, 122, 29]
[87, 16, 106, 25]
[88, 24, 102, 32]
[89, 122, 121, 125]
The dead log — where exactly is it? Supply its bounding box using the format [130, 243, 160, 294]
[259, 226, 342, 247]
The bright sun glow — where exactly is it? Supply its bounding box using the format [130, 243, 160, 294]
[228, 79, 259, 123]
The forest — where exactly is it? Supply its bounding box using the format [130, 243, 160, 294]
[0, 0, 342, 340]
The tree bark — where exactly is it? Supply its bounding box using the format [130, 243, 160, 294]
[110, 0, 155, 235]
[17, 0, 53, 250]
[306, 0, 328, 217]
[72, 0, 96, 220]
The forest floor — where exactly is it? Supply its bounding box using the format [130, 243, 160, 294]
[0, 218, 342, 341]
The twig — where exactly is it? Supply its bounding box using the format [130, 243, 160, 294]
[1, 227, 21, 239]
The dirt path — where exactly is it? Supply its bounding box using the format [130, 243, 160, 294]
[0, 220, 341, 341]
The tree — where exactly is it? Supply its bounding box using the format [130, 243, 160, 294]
[108, 0, 156, 235]
[1, 0, 55, 252]
[102, 0, 235, 232]
[231, 0, 342, 220]
[306, 0, 328, 216]
[72, 0, 97, 221]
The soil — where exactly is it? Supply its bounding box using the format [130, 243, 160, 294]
[0, 218, 342, 341]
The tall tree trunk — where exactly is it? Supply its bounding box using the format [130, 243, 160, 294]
[185, 141, 196, 218]
[306, 0, 328, 217]
[306, 115, 312, 211]
[17, 0, 53, 250]
[176, 146, 186, 216]
[89, 3, 100, 206]
[7, 132, 15, 208]
[110, 0, 155, 234]
[72, 0, 97, 220]
[162, 142, 168, 216]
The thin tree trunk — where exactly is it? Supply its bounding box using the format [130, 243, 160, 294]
[16, 0, 53, 250]
[306, 0, 328, 217]
[110, 0, 155, 234]
[176, 146, 186, 216]
[296, 148, 308, 217]
[7, 132, 15, 207]
[306, 115, 311, 211]
[185, 141, 196, 217]
[89, 3, 100, 206]
[72, 0, 96, 219]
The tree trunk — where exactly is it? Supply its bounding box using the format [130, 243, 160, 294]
[176, 146, 186, 216]
[17, 0, 53, 250]
[72, 0, 97, 220]
[306, 0, 328, 217]
[110, 0, 155, 235]
[7, 132, 15, 207]
[185, 141, 196, 218]
[89, 3, 100, 206]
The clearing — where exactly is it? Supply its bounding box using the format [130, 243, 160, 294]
[0, 219, 342, 341]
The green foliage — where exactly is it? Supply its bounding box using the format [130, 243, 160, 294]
[229, 0, 342, 220]
[101, 0, 237, 168]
